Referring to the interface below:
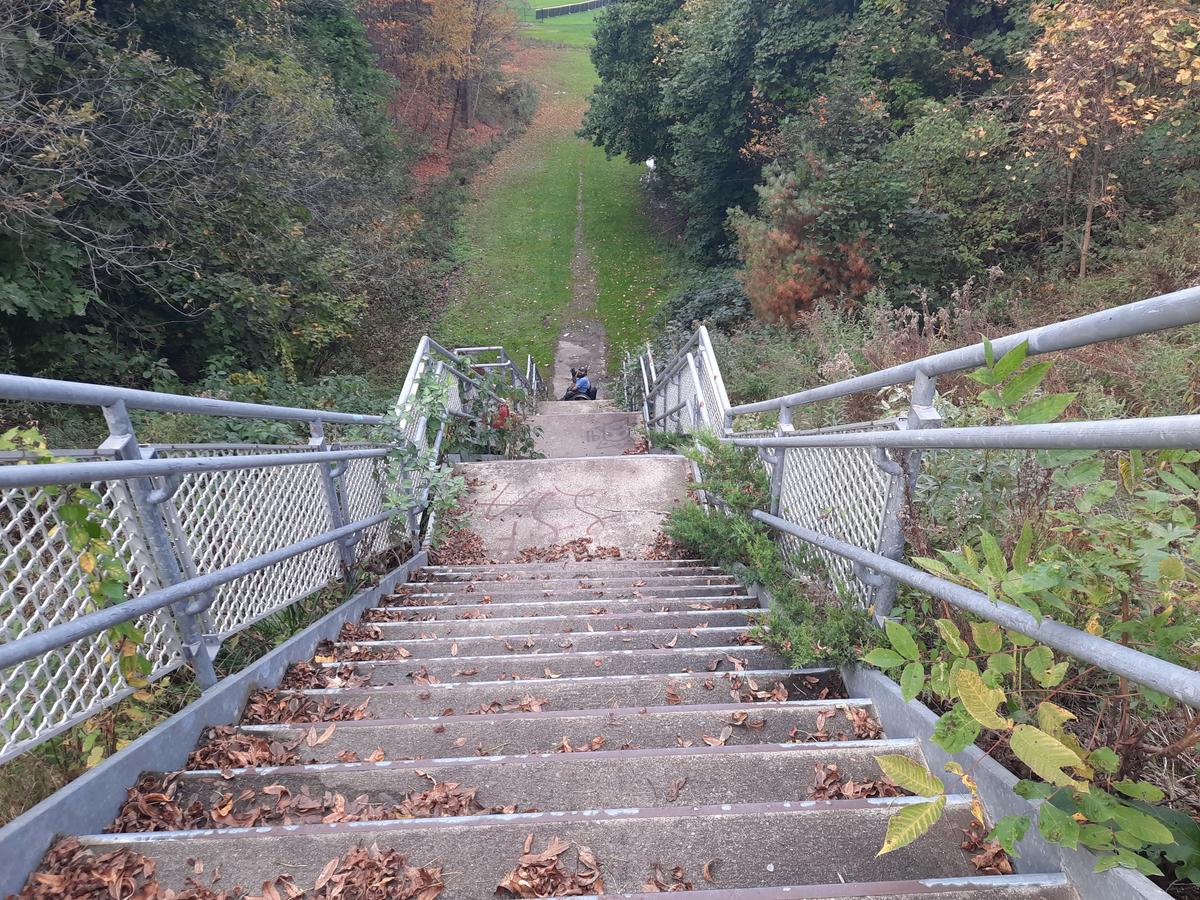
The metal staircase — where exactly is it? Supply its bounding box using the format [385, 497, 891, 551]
[3, 284, 1200, 897]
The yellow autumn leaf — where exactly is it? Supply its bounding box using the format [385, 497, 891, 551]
[1009, 724, 1088, 789]
[956, 668, 1013, 730]
[875, 755, 945, 797]
[877, 796, 947, 856]
[79, 552, 96, 574]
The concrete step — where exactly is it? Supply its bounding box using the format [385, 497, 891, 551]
[336, 626, 756, 657]
[237, 700, 885, 761]
[530, 411, 640, 458]
[289, 668, 840, 718]
[325, 645, 788, 684]
[419, 560, 713, 581]
[398, 584, 745, 605]
[364, 596, 759, 622]
[408, 578, 739, 600]
[370, 608, 757, 639]
[589, 875, 1078, 899]
[536, 400, 620, 416]
[164, 740, 927, 822]
[81, 796, 983, 896]
[455, 456, 691, 561]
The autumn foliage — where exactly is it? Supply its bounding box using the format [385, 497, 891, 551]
[732, 164, 874, 324]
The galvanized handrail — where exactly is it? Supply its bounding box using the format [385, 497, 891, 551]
[635, 287, 1200, 709]
[727, 284, 1200, 422]
[0, 335, 527, 764]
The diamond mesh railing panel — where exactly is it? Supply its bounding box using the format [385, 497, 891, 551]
[694, 353, 724, 431]
[171, 459, 340, 637]
[341, 453, 395, 559]
[774, 423, 899, 606]
[0, 474, 183, 764]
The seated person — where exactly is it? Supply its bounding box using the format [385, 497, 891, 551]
[563, 366, 595, 400]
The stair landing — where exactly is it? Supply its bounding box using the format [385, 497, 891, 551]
[455, 455, 690, 559]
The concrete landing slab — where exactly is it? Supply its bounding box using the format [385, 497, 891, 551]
[531, 411, 639, 458]
[536, 400, 619, 416]
[455, 456, 690, 560]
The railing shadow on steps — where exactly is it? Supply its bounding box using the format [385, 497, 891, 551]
[0, 335, 530, 769]
[626, 284, 1200, 897]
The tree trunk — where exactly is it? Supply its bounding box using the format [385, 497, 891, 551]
[445, 81, 462, 149]
[1078, 151, 1102, 278]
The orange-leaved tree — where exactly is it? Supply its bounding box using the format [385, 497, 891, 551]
[1023, 0, 1200, 276]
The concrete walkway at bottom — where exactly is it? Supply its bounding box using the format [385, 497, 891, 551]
[455, 455, 690, 559]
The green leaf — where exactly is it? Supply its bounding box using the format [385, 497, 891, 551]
[863, 648, 906, 669]
[1002, 362, 1052, 405]
[1035, 661, 1069, 688]
[987, 815, 1030, 856]
[100, 580, 127, 602]
[979, 530, 1006, 580]
[900, 661, 925, 704]
[1016, 393, 1076, 425]
[885, 621, 920, 662]
[929, 661, 952, 699]
[1009, 725, 1086, 788]
[956, 667, 1012, 730]
[1114, 781, 1166, 803]
[1024, 645, 1054, 677]
[1013, 779, 1055, 801]
[877, 795, 947, 856]
[875, 754, 944, 796]
[932, 704, 981, 754]
[1097, 849, 1164, 877]
[970, 621, 1003, 653]
[1160, 556, 1186, 582]
[992, 341, 1029, 383]
[1007, 629, 1036, 647]
[1088, 748, 1119, 775]
[1039, 800, 1081, 850]
[58, 503, 89, 524]
[1012, 523, 1034, 574]
[987, 652, 1015, 675]
[1079, 824, 1116, 851]
[983, 338, 995, 368]
[1054, 458, 1104, 489]
[934, 618, 969, 657]
[1111, 805, 1175, 845]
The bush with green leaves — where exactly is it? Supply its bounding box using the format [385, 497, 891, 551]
[860, 340, 1200, 879]
[661, 433, 875, 668]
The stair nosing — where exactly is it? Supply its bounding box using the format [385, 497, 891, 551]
[298, 666, 819, 695]
[176, 737, 921, 779]
[238, 698, 879, 732]
[368, 596, 760, 613]
[82, 795, 974, 843]
[370, 608, 758, 627]
[335, 625, 753, 647]
[318, 643, 773, 667]
[576, 873, 1073, 899]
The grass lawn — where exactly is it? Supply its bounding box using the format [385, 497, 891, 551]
[439, 17, 683, 371]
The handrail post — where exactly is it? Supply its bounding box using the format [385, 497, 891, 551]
[309, 420, 356, 572]
[767, 405, 794, 516]
[100, 401, 219, 688]
[871, 372, 942, 617]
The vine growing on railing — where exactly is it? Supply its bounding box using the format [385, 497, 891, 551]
[862, 341, 1200, 879]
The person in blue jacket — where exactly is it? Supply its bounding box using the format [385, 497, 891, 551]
[563, 366, 593, 400]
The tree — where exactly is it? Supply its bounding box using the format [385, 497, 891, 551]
[1023, 0, 1200, 276]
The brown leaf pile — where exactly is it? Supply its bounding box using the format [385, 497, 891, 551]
[469, 695, 549, 714]
[512, 538, 621, 563]
[362, 608, 436, 623]
[808, 763, 905, 801]
[13, 838, 241, 900]
[622, 435, 650, 455]
[187, 726, 300, 770]
[240, 689, 372, 725]
[641, 532, 690, 561]
[339, 622, 382, 642]
[311, 844, 444, 899]
[279, 661, 371, 690]
[495, 835, 603, 897]
[428, 525, 491, 566]
[110, 774, 505, 833]
[962, 820, 1014, 875]
[801, 706, 883, 742]
[641, 863, 692, 891]
[553, 736, 606, 753]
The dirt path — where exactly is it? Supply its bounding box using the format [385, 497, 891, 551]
[552, 164, 607, 397]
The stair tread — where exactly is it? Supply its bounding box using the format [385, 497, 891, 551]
[82, 797, 985, 897]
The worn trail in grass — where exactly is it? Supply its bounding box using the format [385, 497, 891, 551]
[438, 17, 681, 382]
